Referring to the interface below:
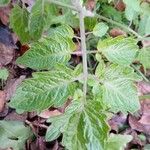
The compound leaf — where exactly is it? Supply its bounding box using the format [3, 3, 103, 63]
[16, 25, 75, 70]
[0, 121, 32, 150]
[97, 36, 138, 66]
[9, 65, 78, 112]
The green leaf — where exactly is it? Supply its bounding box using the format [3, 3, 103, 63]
[0, 0, 10, 6]
[94, 64, 140, 113]
[0, 68, 9, 80]
[46, 100, 109, 150]
[123, 0, 141, 21]
[105, 134, 132, 150]
[102, 78, 140, 113]
[48, 24, 74, 39]
[138, 15, 150, 36]
[16, 25, 75, 70]
[0, 121, 32, 150]
[93, 22, 109, 37]
[97, 36, 138, 66]
[103, 64, 142, 81]
[84, 17, 97, 31]
[102, 5, 123, 23]
[52, 10, 79, 28]
[28, 0, 46, 40]
[10, 5, 30, 43]
[138, 48, 150, 69]
[9, 65, 79, 112]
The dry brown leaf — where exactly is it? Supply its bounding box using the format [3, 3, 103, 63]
[139, 115, 150, 125]
[0, 91, 6, 112]
[5, 111, 27, 121]
[52, 141, 59, 150]
[39, 109, 62, 119]
[139, 100, 150, 125]
[142, 40, 150, 48]
[86, 0, 95, 11]
[0, 25, 16, 67]
[137, 82, 150, 96]
[109, 28, 127, 37]
[4, 75, 26, 101]
[0, 4, 12, 25]
[114, 0, 125, 12]
[0, 43, 15, 66]
[108, 113, 127, 132]
[129, 115, 150, 135]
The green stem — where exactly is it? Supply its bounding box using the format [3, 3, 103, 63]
[48, 0, 77, 11]
[95, 14, 142, 39]
[139, 94, 150, 100]
[131, 64, 150, 83]
[79, 8, 88, 98]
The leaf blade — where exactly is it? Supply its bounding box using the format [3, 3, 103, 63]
[97, 36, 138, 66]
[9, 65, 78, 112]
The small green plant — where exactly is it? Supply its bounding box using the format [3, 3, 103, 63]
[1, 0, 150, 149]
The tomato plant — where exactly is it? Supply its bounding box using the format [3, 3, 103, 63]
[0, 0, 150, 149]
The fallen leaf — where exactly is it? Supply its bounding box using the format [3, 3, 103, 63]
[5, 111, 27, 122]
[114, 0, 125, 12]
[52, 140, 59, 150]
[86, 0, 95, 11]
[139, 115, 150, 125]
[20, 44, 30, 55]
[125, 128, 144, 150]
[109, 28, 127, 37]
[4, 75, 26, 101]
[137, 82, 150, 96]
[0, 25, 16, 66]
[0, 4, 12, 25]
[0, 91, 6, 112]
[139, 100, 150, 125]
[129, 115, 150, 135]
[142, 40, 150, 48]
[108, 113, 127, 132]
[39, 109, 62, 119]
[22, 0, 35, 11]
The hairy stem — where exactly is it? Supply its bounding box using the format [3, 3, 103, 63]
[79, 9, 88, 98]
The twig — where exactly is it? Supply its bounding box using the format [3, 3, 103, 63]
[25, 120, 48, 129]
[48, 0, 78, 11]
[74, 35, 81, 40]
[25, 120, 38, 136]
[95, 14, 143, 39]
[85, 31, 93, 36]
